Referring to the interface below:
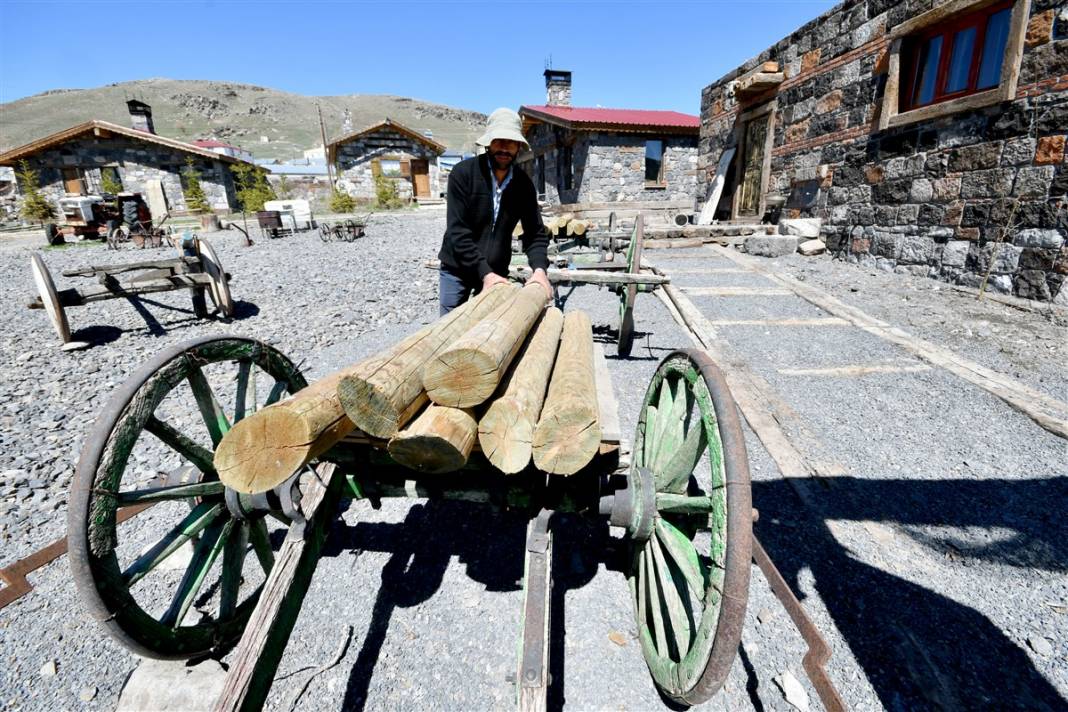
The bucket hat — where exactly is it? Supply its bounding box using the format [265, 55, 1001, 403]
[477, 108, 530, 150]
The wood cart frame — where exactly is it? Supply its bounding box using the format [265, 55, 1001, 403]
[66, 334, 755, 710]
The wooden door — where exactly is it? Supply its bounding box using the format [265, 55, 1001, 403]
[62, 167, 84, 195]
[737, 114, 769, 217]
[411, 159, 430, 197]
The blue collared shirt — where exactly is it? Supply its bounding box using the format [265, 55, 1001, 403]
[488, 156, 513, 227]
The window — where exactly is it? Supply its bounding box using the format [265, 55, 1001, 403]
[879, 0, 1028, 129]
[61, 167, 85, 195]
[379, 159, 402, 177]
[558, 145, 573, 191]
[900, 1, 1012, 111]
[101, 166, 123, 193]
[536, 155, 546, 198]
[645, 140, 665, 185]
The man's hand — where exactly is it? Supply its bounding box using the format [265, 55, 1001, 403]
[482, 272, 510, 291]
[526, 268, 552, 301]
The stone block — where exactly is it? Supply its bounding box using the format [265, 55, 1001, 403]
[909, 178, 934, 203]
[960, 169, 1014, 199]
[931, 174, 962, 202]
[872, 230, 900, 259]
[1014, 228, 1065, 249]
[802, 48, 822, 72]
[745, 235, 798, 257]
[927, 225, 954, 241]
[779, 218, 823, 238]
[1019, 247, 1058, 271]
[1015, 269, 1052, 300]
[884, 155, 926, 180]
[815, 90, 843, 114]
[1027, 9, 1054, 46]
[873, 179, 911, 203]
[1035, 135, 1066, 165]
[798, 239, 827, 256]
[896, 204, 920, 225]
[1014, 165, 1055, 198]
[977, 243, 1023, 273]
[117, 658, 227, 712]
[898, 235, 935, 264]
[948, 143, 1001, 172]
[1002, 137, 1037, 166]
[941, 240, 970, 267]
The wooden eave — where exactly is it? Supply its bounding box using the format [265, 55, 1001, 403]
[732, 61, 783, 97]
[518, 108, 699, 137]
[0, 120, 245, 167]
[326, 118, 447, 164]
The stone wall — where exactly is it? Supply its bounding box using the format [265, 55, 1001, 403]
[334, 129, 441, 202]
[18, 135, 238, 215]
[524, 123, 698, 205]
[698, 0, 1068, 302]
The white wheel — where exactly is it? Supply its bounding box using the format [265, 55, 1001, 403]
[30, 253, 73, 345]
[197, 239, 234, 318]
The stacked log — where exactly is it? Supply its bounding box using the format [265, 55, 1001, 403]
[532, 311, 601, 475]
[387, 404, 478, 474]
[215, 284, 515, 493]
[478, 307, 564, 474]
[545, 214, 590, 238]
[422, 283, 548, 408]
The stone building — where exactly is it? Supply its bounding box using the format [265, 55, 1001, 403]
[698, 0, 1067, 301]
[518, 70, 700, 207]
[328, 119, 446, 203]
[0, 101, 244, 215]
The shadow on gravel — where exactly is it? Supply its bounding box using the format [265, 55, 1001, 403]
[755, 476, 1068, 711]
[70, 324, 121, 346]
[323, 501, 614, 712]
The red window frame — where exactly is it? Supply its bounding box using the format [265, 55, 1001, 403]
[900, 0, 1012, 111]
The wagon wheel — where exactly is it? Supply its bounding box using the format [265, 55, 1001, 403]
[343, 219, 359, 242]
[319, 222, 333, 242]
[620, 349, 752, 705]
[108, 225, 129, 250]
[197, 239, 235, 318]
[67, 335, 309, 659]
[30, 253, 80, 349]
[617, 214, 644, 356]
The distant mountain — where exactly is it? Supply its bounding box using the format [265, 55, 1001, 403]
[0, 78, 486, 159]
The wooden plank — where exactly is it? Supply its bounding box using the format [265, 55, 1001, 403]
[213, 464, 343, 712]
[711, 245, 1068, 440]
[778, 364, 932, 377]
[683, 287, 793, 297]
[697, 146, 736, 226]
[592, 344, 620, 445]
[708, 317, 849, 327]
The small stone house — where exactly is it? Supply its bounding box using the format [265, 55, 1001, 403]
[518, 70, 700, 207]
[328, 119, 446, 202]
[698, 0, 1067, 301]
[0, 101, 245, 215]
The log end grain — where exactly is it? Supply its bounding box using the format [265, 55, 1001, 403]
[478, 397, 534, 474]
[423, 348, 499, 408]
[215, 406, 312, 494]
[387, 407, 478, 474]
[531, 406, 602, 476]
[336, 373, 403, 439]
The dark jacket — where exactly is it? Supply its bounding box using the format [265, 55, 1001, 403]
[438, 154, 549, 280]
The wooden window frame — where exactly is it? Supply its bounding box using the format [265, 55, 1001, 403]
[644, 139, 667, 189]
[879, 0, 1030, 130]
[61, 167, 87, 196]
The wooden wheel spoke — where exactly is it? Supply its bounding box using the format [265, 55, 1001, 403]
[656, 419, 707, 494]
[186, 365, 231, 447]
[114, 480, 225, 506]
[636, 549, 649, 634]
[122, 502, 223, 586]
[160, 517, 233, 628]
[641, 404, 658, 468]
[655, 519, 708, 599]
[219, 520, 250, 619]
[643, 547, 670, 658]
[264, 380, 289, 406]
[650, 532, 694, 658]
[652, 380, 687, 475]
[248, 517, 275, 574]
[648, 379, 675, 468]
[145, 416, 217, 477]
[655, 492, 717, 515]
[234, 361, 255, 423]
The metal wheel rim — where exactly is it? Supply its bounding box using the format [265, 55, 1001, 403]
[197, 239, 234, 318]
[66, 335, 308, 659]
[628, 349, 752, 704]
[30, 253, 71, 343]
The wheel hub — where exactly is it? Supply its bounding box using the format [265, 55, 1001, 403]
[599, 466, 656, 542]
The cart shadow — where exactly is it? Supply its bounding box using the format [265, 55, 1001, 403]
[82, 297, 261, 343]
[321, 500, 614, 712]
[753, 475, 1068, 711]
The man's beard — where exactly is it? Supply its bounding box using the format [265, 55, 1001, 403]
[491, 150, 516, 171]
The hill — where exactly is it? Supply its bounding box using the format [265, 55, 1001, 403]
[0, 79, 486, 159]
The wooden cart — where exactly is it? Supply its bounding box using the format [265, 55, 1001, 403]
[66, 333, 754, 711]
[27, 236, 233, 350]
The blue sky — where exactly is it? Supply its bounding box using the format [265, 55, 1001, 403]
[0, 0, 838, 114]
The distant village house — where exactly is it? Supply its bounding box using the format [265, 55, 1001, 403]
[518, 70, 700, 209]
[328, 119, 446, 202]
[0, 100, 248, 216]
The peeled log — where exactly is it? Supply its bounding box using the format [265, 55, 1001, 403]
[478, 307, 564, 474]
[423, 283, 548, 408]
[532, 310, 601, 475]
[387, 404, 478, 474]
[338, 283, 517, 438]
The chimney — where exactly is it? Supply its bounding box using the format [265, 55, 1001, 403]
[126, 99, 155, 134]
[544, 69, 572, 107]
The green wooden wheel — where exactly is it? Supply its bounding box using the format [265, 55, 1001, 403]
[627, 349, 752, 705]
[618, 215, 645, 357]
[67, 336, 308, 659]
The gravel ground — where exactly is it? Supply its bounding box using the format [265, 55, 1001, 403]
[1, 212, 1065, 711]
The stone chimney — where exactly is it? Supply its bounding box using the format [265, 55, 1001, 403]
[126, 99, 155, 134]
[544, 69, 572, 107]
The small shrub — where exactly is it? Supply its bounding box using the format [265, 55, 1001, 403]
[374, 175, 405, 210]
[330, 188, 357, 213]
[181, 158, 211, 214]
[15, 160, 55, 223]
[231, 162, 276, 213]
[100, 169, 123, 196]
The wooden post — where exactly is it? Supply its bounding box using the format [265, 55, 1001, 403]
[318, 104, 335, 188]
[478, 307, 564, 474]
[423, 283, 548, 408]
[387, 404, 478, 474]
[532, 310, 601, 475]
[214, 285, 514, 494]
[338, 284, 516, 439]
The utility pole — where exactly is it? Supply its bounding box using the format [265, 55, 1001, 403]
[317, 104, 335, 187]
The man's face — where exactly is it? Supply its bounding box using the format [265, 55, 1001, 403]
[488, 139, 521, 171]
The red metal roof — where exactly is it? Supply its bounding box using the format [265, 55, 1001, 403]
[520, 105, 699, 131]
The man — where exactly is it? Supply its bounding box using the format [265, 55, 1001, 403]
[437, 108, 551, 314]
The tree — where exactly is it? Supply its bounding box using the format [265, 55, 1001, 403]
[329, 188, 357, 213]
[275, 175, 292, 199]
[231, 162, 276, 213]
[181, 158, 212, 214]
[15, 160, 55, 224]
[374, 175, 404, 210]
[100, 168, 123, 196]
